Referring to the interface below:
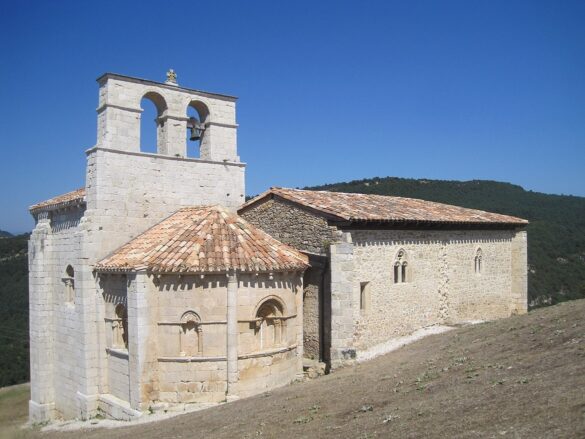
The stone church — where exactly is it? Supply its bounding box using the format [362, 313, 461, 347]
[28, 71, 528, 422]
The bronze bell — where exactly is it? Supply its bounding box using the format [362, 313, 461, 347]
[188, 117, 204, 141]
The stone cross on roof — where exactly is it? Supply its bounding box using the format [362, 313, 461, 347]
[165, 69, 178, 85]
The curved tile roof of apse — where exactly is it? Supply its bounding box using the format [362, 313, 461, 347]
[239, 187, 528, 226]
[29, 188, 86, 213]
[95, 206, 309, 274]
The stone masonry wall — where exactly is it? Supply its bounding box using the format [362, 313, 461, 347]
[127, 272, 304, 406]
[49, 208, 84, 418]
[235, 272, 303, 398]
[302, 268, 321, 360]
[84, 147, 245, 261]
[240, 198, 340, 256]
[350, 228, 521, 352]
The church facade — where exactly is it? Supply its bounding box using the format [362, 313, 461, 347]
[28, 72, 527, 423]
[239, 188, 528, 366]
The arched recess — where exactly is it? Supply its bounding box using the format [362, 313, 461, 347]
[114, 303, 128, 349]
[186, 100, 210, 158]
[254, 297, 285, 350]
[393, 249, 409, 283]
[179, 310, 202, 356]
[140, 91, 168, 154]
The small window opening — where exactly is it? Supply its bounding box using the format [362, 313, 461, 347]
[393, 263, 400, 284]
[360, 282, 370, 312]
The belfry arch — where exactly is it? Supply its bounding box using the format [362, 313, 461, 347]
[140, 91, 168, 154]
[186, 100, 210, 158]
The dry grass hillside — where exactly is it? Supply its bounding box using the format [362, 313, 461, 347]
[5, 299, 585, 439]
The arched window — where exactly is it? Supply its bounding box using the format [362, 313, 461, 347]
[62, 265, 75, 303]
[393, 249, 409, 283]
[114, 304, 128, 349]
[254, 299, 285, 350]
[179, 311, 202, 356]
[140, 92, 168, 154]
[474, 248, 483, 274]
[186, 100, 209, 158]
[393, 262, 400, 284]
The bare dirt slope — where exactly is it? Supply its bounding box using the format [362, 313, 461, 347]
[0, 384, 29, 439]
[11, 299, 585, 439]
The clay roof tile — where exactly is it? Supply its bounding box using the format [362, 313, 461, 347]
[95, 205, 309, 274]
[239, 187, 528, 226]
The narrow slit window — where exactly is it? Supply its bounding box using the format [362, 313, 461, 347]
[360, 282, 370, 312]
[394, 263, 400, 284]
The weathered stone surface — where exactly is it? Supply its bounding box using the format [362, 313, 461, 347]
[27, 73, 303, 423]
[240, 198, 340, 256]
[241, 195, 528, 370]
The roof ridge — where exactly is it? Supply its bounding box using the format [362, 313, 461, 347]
[239, 187, 528, 225]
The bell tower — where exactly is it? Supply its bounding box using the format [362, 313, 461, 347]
[86, 70, 246, 255]
[96, 70, 239, 161]
[87, 69, 246, 254]
[28, 71, 246, 422]
[79, 71, 245, 417]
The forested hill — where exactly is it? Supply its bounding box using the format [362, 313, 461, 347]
[306, 177, 585, 307]
[0, 230, 13, 238]
[0, 233, 29, 386]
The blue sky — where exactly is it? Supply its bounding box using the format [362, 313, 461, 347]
[1, 0, 584, 233]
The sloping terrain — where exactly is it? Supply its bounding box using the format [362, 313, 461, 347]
[9, 299, 584, 439]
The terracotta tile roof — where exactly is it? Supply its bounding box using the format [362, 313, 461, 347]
[240, 188, 528, 226]
[29, 188, 86, 213]
[95, 206, 309, 274]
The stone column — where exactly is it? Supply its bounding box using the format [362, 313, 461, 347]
[329, 232, 356, 369]
[226, 272, 239, 400]
[157, 114, 188, 157]
[127, 270, 150, 411]
[511, 229, 528, 314]
[28, 213, 56, 423]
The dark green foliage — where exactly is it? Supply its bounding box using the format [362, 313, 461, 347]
[0, 234, 29, 387]
[306, 177, 585, 307]
[0, 230, 13, 238]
